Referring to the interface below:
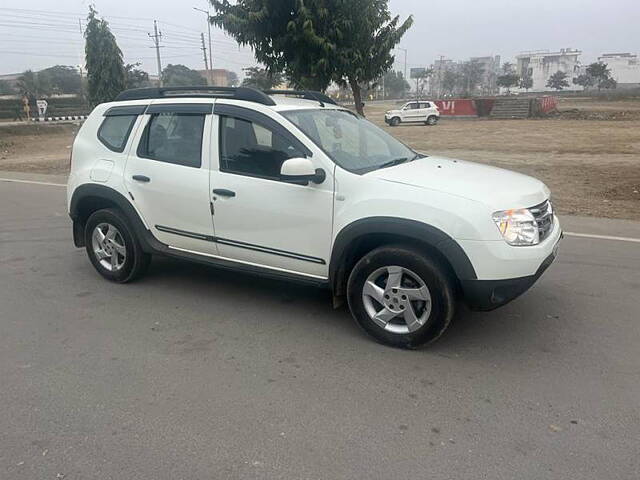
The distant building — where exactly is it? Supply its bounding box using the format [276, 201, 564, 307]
[470, 55, 501, 95]
[197, 69, 235, 87]
[516, 48, 582, 92]
[598, 53, 640, 88]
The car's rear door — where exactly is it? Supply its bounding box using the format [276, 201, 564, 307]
[123, 102, 218, 255]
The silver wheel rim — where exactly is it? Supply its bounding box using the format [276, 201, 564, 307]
[362, 266, 432, 334]
[91, 223, 127, 272]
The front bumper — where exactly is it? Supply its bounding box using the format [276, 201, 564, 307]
[384, 116, 392, 125]
[461, 232, 562, 311]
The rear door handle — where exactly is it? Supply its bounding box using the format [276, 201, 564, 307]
[132, 175, 151, 183]
[212, 189, 236, 198]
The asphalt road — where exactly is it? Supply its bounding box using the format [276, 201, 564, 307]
[1, 179, 639, 480]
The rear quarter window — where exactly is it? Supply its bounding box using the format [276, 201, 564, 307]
[98, 115, 138, 152]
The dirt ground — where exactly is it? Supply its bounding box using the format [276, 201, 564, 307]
[0, 97, 638, 220]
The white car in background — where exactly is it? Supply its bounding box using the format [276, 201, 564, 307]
[385, 101, 440, 127]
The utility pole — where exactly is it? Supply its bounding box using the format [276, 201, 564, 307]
[396, 47, 408, 99]
[194, 7, 214, 85]
[437, 55, 445, 99]
[149, 21, 163, 87]
[200, 32, 209, 75]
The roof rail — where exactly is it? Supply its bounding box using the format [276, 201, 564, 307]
[115, 86, 276, 106]
[263, 89, 338, 106]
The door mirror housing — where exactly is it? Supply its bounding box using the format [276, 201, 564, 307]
[280, 158, 326, 185]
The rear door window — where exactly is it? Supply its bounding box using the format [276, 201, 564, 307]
[137, 113, 205, 168]
[98, 115, 137, 152]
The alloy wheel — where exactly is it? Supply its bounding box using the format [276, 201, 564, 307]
[91, 223, 127, 272]
[362, 266, 432, 334]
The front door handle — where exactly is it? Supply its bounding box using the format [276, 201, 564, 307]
[132, 175, 151, 183]
[212, 189, 236, 198]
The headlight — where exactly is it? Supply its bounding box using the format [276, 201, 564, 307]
[492, 208, 540, 246]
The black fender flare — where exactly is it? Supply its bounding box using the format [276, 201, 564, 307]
[69, 184, 157, 252]
[329, 217, 477, 294]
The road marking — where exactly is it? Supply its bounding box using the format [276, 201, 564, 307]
[565, 232, 640, 244]
[2, 177, 640, 244]
[0, 178, 66, 187]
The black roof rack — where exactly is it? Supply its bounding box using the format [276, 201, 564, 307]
[263, 90, 338, 106]
[115, 86, 277, 105]
[114, 86, 339, 107]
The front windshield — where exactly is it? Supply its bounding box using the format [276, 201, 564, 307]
[282, 109, 419, 174]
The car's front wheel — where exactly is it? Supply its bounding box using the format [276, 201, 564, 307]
[426, 115, 438, 126]
[347, 246, 455, 348]
[84, 208, 150, 283]
[390, 117, 401, 127]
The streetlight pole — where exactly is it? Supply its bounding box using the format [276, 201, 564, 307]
[194, 7, 214, 85]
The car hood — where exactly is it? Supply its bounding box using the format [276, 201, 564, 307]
[367, 156, 549, 210]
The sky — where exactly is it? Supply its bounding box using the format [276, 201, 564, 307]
[0, 0, 638, 76]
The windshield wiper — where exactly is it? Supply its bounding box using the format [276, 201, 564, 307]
[377, 157, 409, 170]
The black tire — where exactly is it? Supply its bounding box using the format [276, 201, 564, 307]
[426, 115, 438, 126]
[84, 208, 150, 283]
[347, 245, 455, 349]
[390, 117, 401, 127]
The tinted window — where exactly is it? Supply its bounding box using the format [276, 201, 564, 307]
[220, 116, 306, 179]
[138, 113, 205, 168]
[420, 102, 431, 108]
[98, 115, 137, 152]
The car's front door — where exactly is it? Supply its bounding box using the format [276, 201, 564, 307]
[208, 105, 334, 279]
[403, 102, 421, 122]
[124, 103, 218, 255]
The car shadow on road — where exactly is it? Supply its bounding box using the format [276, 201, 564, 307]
[141, 256, 558, 355]
[144, 256, 365, 340]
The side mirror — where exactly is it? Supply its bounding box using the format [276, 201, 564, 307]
[280, 158, 326, 185]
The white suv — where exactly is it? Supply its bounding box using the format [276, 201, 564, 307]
[385, 100, 440, 127]
[67, 86, 561, 348]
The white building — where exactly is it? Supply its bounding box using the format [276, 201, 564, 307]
[516, 48, 582, 92]
[598, 53, 640, 88]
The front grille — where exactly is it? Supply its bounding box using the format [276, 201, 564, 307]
[529, 199, 554, 242]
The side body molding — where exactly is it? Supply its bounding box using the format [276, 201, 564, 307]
[329, 217, 477, 294]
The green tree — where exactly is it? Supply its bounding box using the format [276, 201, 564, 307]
[414, 68, 433, 99]
[241, 67, 284, 89]
[497, 74, 520, 93]
[459, 60, 484, 95]
[573, 73, 595, 91]
[84, 7, 126, 106]
[227, 71, 240, 87]
[161, 64, 207, 87]
[382, 70, 409, 98]
[586, 62, 616, 91]
[441, 70, 460, 96]
[125, 63, 151, 89]
[546, 70, 570, 91]
[17, 70, 51, 97]
[210, 0, 413, 115]
[519, 73, 533, 92]
[0, 79, 15, 95]
[39, 65, 81, 94]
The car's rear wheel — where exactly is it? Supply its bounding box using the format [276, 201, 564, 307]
[426, 115, 438, 126]
[347, 246, 455, 349]
[390, 117, 401, 127]
[84, 208, 150, 283]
